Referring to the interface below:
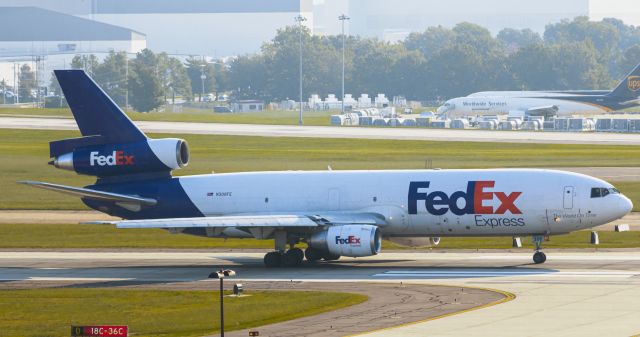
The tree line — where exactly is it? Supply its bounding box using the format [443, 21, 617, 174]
[36, 16, 640, 111]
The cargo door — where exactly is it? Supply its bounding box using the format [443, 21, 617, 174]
[563, 186, 574, 209]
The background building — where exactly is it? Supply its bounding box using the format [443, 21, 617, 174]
[0, 0, 313, 57]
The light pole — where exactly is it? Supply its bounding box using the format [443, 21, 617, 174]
[295, 15, 306, 125]
[209, 269, 236, 337]
[200, 63, 206, 103]
[339, 14, 350, 114]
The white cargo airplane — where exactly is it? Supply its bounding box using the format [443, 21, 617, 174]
[22, 70, 633, 267]
[437, 63, 640, 117]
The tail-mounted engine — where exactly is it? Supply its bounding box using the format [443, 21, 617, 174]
[50, 137, 189, 177]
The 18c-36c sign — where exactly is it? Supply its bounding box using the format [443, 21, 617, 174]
[71, 326, 128, 337]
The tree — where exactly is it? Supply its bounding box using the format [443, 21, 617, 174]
[497, 28, 542, 52]
[424, 45, 483, 98]
[18, 64, 36, 102]
[185, 57, 216, 101]
[70, 54, 100, 75]
[94, 51, 128, 106]
[129, 49, 164, 112]
[404, 26, 456, 58]
[228, 55, 269, 100]
[544, 17, 619, 55]
[164, 56, 192, 103]
[508, 44, 557, 90]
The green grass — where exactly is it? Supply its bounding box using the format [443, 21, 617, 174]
[0, 107, 335, 126]
[0, 223, 274, 249]
[0, 223, 637, 249]
[0, 288, 367, 337]
[2, 128, 640, 210]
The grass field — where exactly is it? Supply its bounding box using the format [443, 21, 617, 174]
[2, 128, 640, 210]
[0, 288, 367, 337]
[0, 107, 336, 126]
[0, 223, 638, 249]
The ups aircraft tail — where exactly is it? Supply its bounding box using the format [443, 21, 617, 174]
[609, 63, 640, 98]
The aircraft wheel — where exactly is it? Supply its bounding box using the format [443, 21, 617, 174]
[283, 248, 304, 267]
[305, 247, 323, 262]
[264, 251, 282, 267]
[533, 251, 546, 264]
[322, 252, 341, 261]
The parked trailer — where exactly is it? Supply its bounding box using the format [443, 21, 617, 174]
[596, 118, 613, 131]
[612, 119, 629, 132]
[451, 118, 470, 129]
[478, 120, 497, 130]
[416, 117, 432, 127]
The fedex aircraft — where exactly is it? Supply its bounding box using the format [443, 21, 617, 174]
[437, 63, 640, 117]
[22, 70, 632, 267]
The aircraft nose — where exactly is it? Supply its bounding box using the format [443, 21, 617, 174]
[619, 195, 633, 216]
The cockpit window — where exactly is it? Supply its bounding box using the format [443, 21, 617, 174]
[591, 187, 619, 198]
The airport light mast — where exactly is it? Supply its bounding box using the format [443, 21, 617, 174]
[295, 15, 306, 125]
[200, 58, 206, 103]
[339, 14, 350, 114]
[209, 269, 236, 337]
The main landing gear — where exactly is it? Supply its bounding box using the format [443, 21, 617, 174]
[264, 248, 304, 267]
[532, 234, 547, 264]
[262, 231, 341, 267]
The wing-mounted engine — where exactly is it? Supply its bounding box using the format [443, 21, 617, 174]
[50, 137, 189, 177]
[308, 225, 381, 257]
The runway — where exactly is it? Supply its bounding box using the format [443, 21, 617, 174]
[2, 250, 640, 337]
[3, 116, 640, 145]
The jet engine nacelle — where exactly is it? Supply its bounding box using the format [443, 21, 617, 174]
[52, 138, 189, 177]
[308, 225, 381, 257]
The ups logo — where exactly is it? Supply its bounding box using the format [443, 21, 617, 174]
[628, 76, 640, 91]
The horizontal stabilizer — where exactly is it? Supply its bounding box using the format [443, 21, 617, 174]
[19, 181, 157, 206]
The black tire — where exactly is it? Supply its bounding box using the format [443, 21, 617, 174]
[264, 251, 282, 267]
[305, 247, 323, 262]
[533, 251, 546, 264]
[290, 248, 304, 262]
[322, 252, 341, 261]
[282, 249, 304, 267]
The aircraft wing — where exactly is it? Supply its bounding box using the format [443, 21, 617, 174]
[526, 105, 558, 114]
[97, 212, 386, 229]
[19, 181, 157, 206]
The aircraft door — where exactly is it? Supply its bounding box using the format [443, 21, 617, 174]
[563, 186, 574, 209]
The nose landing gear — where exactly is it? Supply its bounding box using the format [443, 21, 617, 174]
[532, 235, 547, 264]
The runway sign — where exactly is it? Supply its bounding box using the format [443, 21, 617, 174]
[71, 326, 128, 337]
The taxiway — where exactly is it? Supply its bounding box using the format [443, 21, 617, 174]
[3, 116, 640, 145]
[1, 250, 639, 337]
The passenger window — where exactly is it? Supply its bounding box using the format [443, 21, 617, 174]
[591, 188, 601, 198]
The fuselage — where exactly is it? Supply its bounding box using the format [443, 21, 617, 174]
[436, 94, 631, 117]
[87, 168, 632, 238]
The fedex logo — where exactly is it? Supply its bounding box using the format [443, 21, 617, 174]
[335, 235, 361, 246]
[408, 181, 522, 216]
[89, 151, 135, 166]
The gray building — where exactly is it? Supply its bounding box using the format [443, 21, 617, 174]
[0, 0, 313, 56]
